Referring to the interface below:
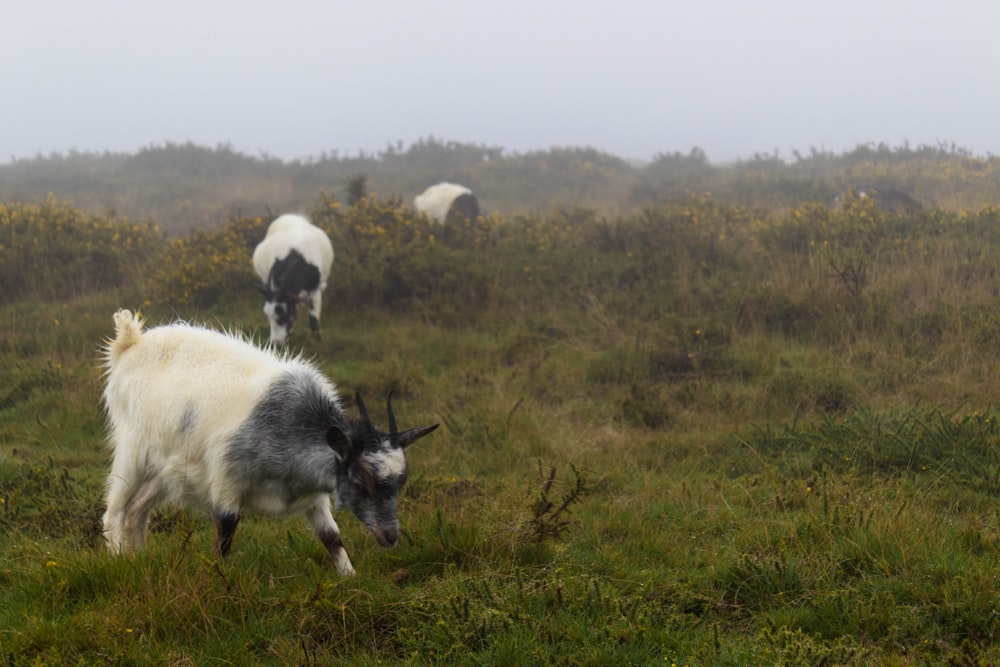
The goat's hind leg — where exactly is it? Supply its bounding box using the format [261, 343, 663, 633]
[103, 452, 155, 553]
[121, 476, 163, 551]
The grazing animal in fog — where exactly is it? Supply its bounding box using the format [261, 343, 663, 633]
[252, 214, 334, 346]
[101, 309, 438, 577]
[833, 185, 924, 214]
[414, 182, 480, 224]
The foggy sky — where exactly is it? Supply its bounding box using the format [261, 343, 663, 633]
[3, 0, 998, 165]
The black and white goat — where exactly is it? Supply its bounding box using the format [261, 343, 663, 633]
[414, 182, 480, 224]
[101, 309, 437, 577]
[252, 214, 334, 346]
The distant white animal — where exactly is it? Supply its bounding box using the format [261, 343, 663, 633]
[101, 309, 438, 577]
[833, 185, 923, 213]
[414, 182, 480, 224]
[252, 214, 334, 346]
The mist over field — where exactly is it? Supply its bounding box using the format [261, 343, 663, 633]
[3, 0, 999, 166]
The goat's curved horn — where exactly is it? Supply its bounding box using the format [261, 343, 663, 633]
[355, 392, 371, 424]
[395, 423, 439, 449]
[387, 391, 398, 436]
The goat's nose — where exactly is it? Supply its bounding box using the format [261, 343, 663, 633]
[379, 527, 399, 548]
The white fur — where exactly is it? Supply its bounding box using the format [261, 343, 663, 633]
[252, 214, 334, 345]
[365, 448, 407, 479]
[414, 182, 473, 224]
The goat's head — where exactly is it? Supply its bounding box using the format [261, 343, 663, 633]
[327, 392, 438, 547]
[259, 287, 307, 347]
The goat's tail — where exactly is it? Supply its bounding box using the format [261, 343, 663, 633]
[104, 309, 145, 366]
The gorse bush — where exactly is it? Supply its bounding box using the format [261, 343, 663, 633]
[149, 213, 265, 307]
[314, 193, 484, 312]
[0, 196, 160, 304]
[11, 192, 1000, 356]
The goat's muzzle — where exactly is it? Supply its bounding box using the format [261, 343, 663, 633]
[372, 525, 399, 548]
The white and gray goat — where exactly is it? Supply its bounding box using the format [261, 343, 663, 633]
[101, 309, 437, 576]
[414, 182, 480, 224]
[252, 214, 334, 346]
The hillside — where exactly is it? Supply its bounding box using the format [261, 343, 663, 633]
[2, 139, 998, 234]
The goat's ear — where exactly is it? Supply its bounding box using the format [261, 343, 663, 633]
[327, 426, 353, 461]
[395, 423, 440, 449]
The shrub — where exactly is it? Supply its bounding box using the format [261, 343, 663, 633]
[0, 197, 160, 303]
[149, 214, 265, 307]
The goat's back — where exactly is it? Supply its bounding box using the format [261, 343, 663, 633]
[414, 182, 474, 223]
[103, 317, 290, 460]
[252, 215, 334, 284]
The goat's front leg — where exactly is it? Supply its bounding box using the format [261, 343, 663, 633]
[212, 508, 242, 557]
[307, 290, 322, 336]
[305, 501, 355, 576]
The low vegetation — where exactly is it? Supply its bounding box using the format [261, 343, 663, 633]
[3, 139, 1000, 233]
[4, 176, 1000, 664]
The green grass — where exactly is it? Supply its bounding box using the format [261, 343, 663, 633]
[7, 197, 1000, 664]
[4, 298, 1000, 666]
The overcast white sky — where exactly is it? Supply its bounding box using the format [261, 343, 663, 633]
[2, 0, 998, 164]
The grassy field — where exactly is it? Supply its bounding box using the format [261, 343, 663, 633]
[4, 193, 1000, 665]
